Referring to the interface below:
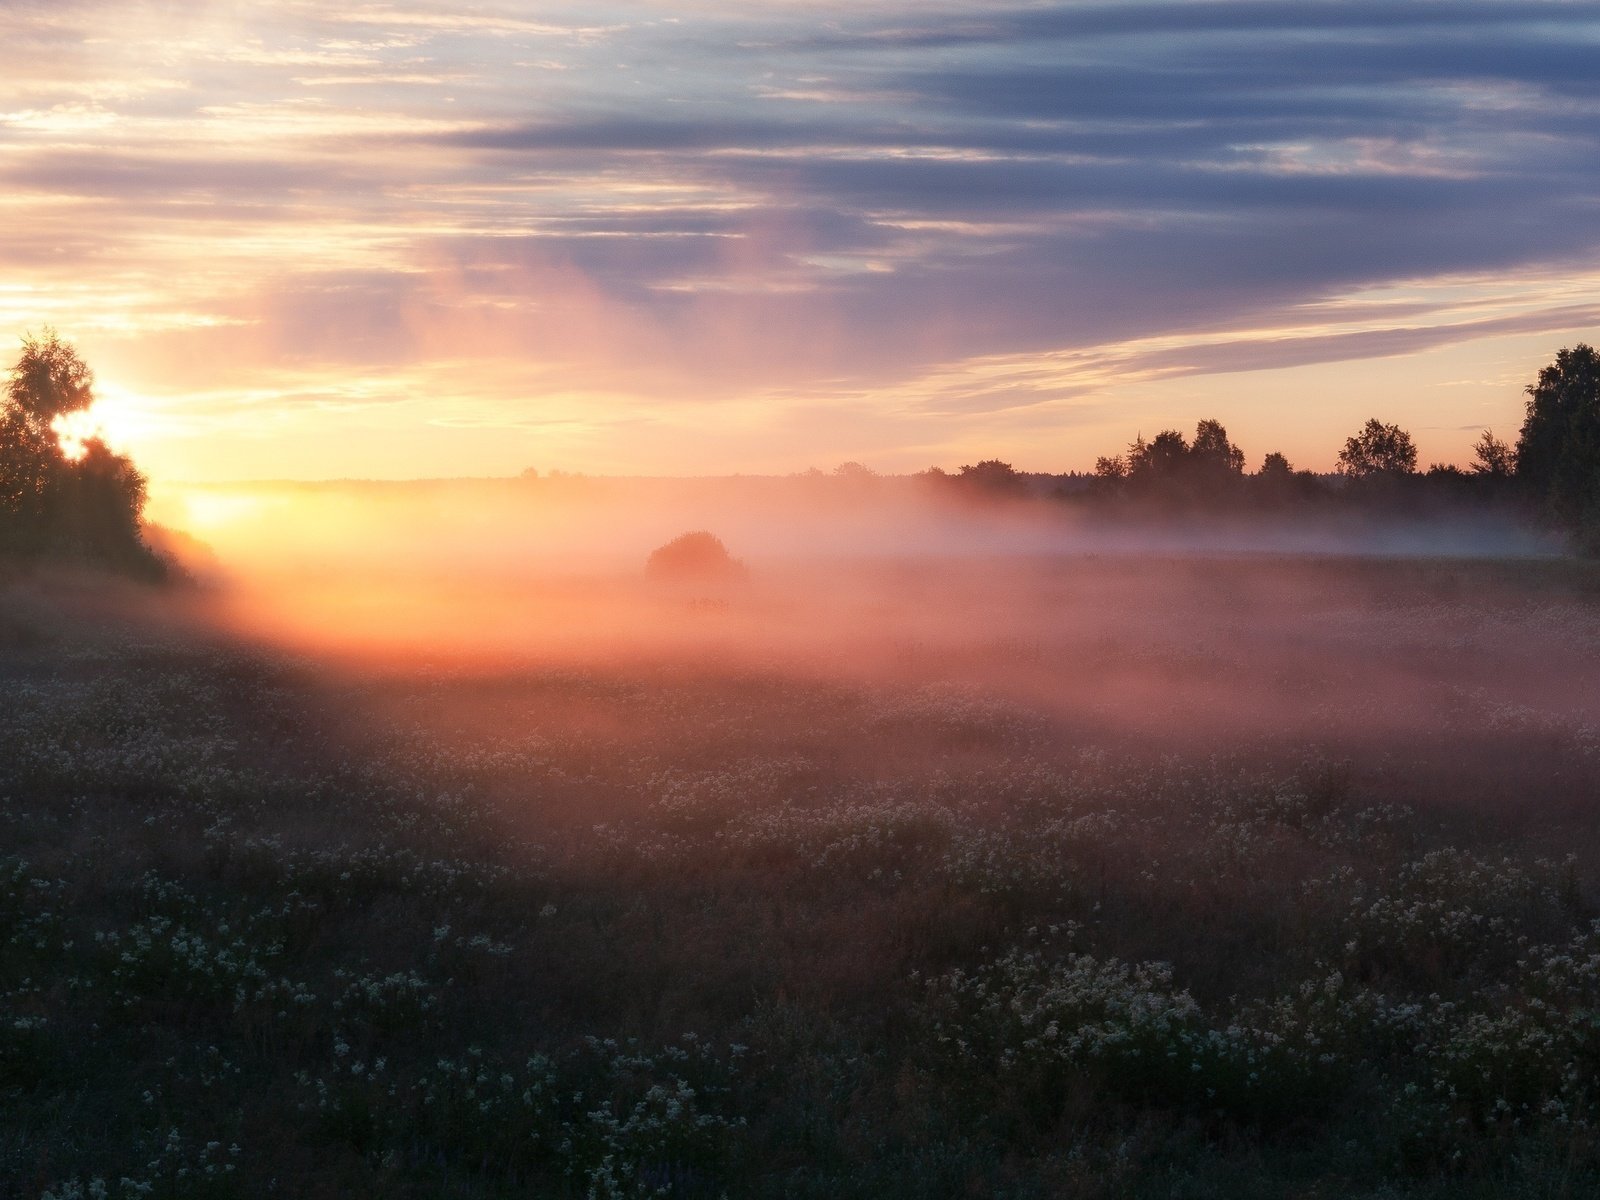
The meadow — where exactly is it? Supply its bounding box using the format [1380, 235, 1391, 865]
[5, 551, 1600, 1198]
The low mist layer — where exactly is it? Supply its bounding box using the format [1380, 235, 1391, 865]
[148, 474, 1560, 678]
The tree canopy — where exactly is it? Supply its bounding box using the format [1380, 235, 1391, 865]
[1471, 430, 1516, 479]
[1337, 419, 1418, 478]
[1095, 419, 1246, 501]
[645, 530, 745, 584]
[1259, 451, 1293, 479]
[1516, 343, 1600, 525]
[7, 329, 94, 424]
[1, 330, 163, 577]
[1191, 418, 1247, 478]
[956, 459, 1027, 495]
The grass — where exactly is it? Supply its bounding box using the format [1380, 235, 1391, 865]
[4, 555, 1600, 1198]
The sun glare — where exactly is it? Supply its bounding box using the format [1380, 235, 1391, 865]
[178, 489, 270, 531]
[85, 379, 155, 448]
[49, 409, 100, 462]
[45, 378, 165, 463]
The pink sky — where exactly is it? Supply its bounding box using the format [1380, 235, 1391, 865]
[4, 1, 1597, 482]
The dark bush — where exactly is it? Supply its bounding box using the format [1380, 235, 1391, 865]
[1, 329, 166, 579]
[645, 530, 746, 583]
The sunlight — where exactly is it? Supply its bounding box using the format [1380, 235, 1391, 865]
[44, 378, 157, 462]
[178, 488, 271, 531]
[4, 4, 1600, 1192]
[49, 409, 101, 462]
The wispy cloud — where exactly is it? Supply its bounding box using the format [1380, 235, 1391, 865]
[1, 1, 1596, 479]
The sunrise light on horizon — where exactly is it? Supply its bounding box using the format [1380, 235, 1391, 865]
[5, 1, 1599, 482]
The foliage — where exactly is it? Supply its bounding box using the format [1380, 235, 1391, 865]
[1338, 418, 1418, 478]
[1516, 344, 1600, 527]
[1471, 430, 1516, 479]
[1191, 417, 1247, 478]
[645, 530, 745, 583]
[1259, 451, 1292, 478]
[5, 328, 94, 424]
[8, 558, 1600, 1196]
[1093, 419, 1246, 504]
[1127, 429, 1191, 481]
[832, 461, 876, 480]
[1092, 454, 1128, 482]
[1, 330, 163, 578]
[955, 459, 1027, 496]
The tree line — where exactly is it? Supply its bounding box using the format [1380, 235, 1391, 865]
[1084, 414, 1510, 491]
[921, 344, 1600, 546]
[4, 332, 1600, 575]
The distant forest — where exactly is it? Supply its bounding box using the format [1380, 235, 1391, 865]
[796, 343, 1600, 551]
[6, 334, 1600, 576]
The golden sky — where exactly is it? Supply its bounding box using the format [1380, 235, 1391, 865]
[4, 1, 1598, 481]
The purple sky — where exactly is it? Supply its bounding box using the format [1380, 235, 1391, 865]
[4, 1, 1599, 479]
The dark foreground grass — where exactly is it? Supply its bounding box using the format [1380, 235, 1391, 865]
[5, 558, 1600, 1198]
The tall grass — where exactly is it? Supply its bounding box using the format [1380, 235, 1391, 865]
[5, 559, 1600, 1198]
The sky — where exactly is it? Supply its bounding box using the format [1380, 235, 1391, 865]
[3, 0, 1599, 482]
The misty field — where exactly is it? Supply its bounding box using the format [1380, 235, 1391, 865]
[7, 554, 1600, 1198]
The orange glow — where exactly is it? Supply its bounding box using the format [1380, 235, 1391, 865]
[3, 3, 1596, 485]
[175, 489, 277, 532]
[46, 381, 151, 463]
[145, 475, 1555, 683]
[50, 410, 100, 462]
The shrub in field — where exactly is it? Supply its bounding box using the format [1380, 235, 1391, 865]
[645, 531, 746, 584]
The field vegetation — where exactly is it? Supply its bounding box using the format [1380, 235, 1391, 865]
[7, 332, 1600, 1194]
[6, 552, 1600, 1198]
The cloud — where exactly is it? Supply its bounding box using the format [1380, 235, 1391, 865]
[784, 2, 1600, 50]
[3, 1, 1599, 479]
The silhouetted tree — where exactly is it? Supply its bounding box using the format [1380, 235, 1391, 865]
[1126, 430, 1190, 483]
[1107, 420, 1246, 504]
[6, 328, 94, 425]
[1191, 418, 1246, 478]
[911, 465, 951, 496]
[829, 460, 881, 499]
[832, 461, 876, 480]
[1470, 430, 1516, 479]
[55, 438, 152, 562]
[1249, 449, 1324, 508]
[1516, 344, 1600, 525]
[956, 459, 1027, 496]
[1258, 451, 1293, 479]
[1337, 419, 1417, 478]
[2, 330, 89, 531]
[1093, 454, 1128, 482]
[1, 329, 162, 576]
